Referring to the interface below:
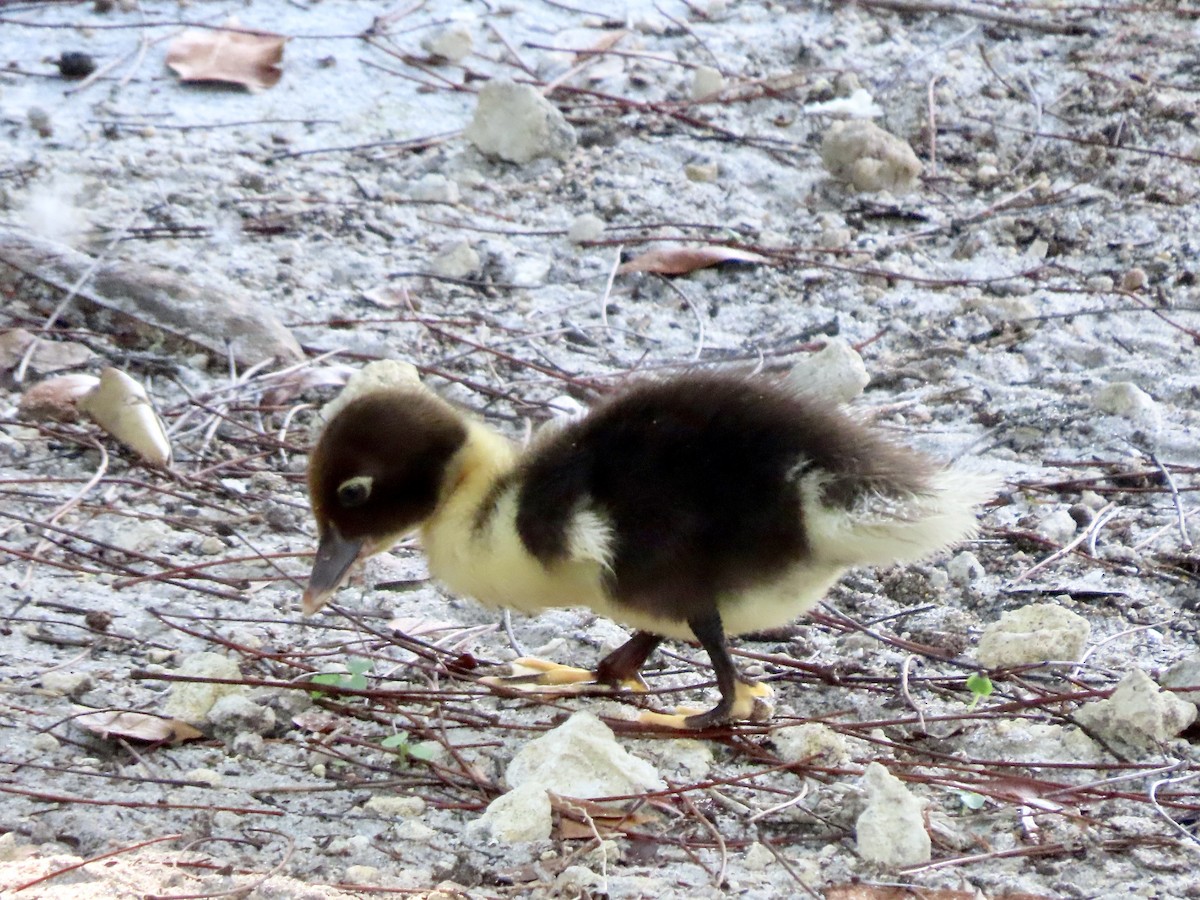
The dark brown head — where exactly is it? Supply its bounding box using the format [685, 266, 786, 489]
[303, 390, 468, 613]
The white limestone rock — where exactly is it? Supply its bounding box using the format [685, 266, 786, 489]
[1036, 508, 1079, 545]
[1074, 668, 1197, 754]
[409, 173, 459, 204]
[690, 65, 725, 100]
[466, 79, 577, 164]
[787, 337, 870, 404]
[946, 550, 985, 586]
[1094, 382, 1161, 431]
[364, 795, 427, 818]
[506, 711, 665, 801]
[432, 239, 481, 278]
[421, 24, 473, 63]
[855, 762, 930, 867]
[207, 693, 276, 737]
[772, 723, 850, 766]
[821, 120, 922, 195]
[567, 213, 605, 244]
[1162, 655, 1200, 708]
[40, 669, 94, 697]
[471, 780, 552, 843]
[975, 602, 1090, 668]
[471, 712, 664, 844]
[163, 652, 243, 724]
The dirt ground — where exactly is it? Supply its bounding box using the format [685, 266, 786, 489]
[1, 1, 1199, 897]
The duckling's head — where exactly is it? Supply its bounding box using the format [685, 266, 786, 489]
[303, 390, 467, 614]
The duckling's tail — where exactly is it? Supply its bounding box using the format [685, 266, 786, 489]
[802, 467, 997, 568]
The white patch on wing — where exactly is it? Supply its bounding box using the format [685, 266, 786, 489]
[800, 467, 996, 567]
[565, 504, 615, 568]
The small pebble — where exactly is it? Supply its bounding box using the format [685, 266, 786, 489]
[1120, 267, 1147, 291]
[567, 213, 605, 244]
[690, 65, 725, 100]
[57, 51, 96, 79]
[431, 240, 481, 279]
[27, 107, 52, 138]
[946, 550, 984, 586]
[409, 173, 459, 204]
[199, 535, 225, 555]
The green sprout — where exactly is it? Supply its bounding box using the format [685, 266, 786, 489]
[955, 789, 987, 811]
[310, 657, 372, 697]
[965, 672, 993, 710]
[381, 732, 438, 765]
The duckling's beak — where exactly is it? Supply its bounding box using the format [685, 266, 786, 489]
[302, 525, 364, 615]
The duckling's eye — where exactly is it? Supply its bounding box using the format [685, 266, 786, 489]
[336, 475, 373, 508]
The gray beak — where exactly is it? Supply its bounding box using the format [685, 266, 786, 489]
[302, 526, 364, 615]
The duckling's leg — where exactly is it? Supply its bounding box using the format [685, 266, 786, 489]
[595, 631, 662, 687]
[636, 611, 774, 730]
[480, 631, 661, 692]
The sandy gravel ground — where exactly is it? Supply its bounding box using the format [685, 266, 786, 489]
[1, 1, 1199, 897]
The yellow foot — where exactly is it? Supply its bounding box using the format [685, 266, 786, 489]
[635, 705, 708, 730]
[732, 680, 775, 722]
[634, 681, 775, 730]
[479, 656, 646, 694]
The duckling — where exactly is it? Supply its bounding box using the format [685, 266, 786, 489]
[303, 365, 993, 729]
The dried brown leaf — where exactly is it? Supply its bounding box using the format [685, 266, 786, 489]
[74, 709, 204, 744]
[166, 18, 286, 92]
[617, 244, 772, 276]
[18, 373, 100, 422]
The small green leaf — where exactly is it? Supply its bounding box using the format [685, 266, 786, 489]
[408, 742, 438, 761]
[957, 790, 986, 810]
[381, 733, 411, 750]
[347, 658, 372, 676]
[965, 672, 993, 709]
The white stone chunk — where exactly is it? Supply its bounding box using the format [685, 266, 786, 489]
[975, 602, 1090, 668]
[431, 239, 481, 278]
[855, 762, 931, 867]
[409, 173, 460, 203]
[421, 25, 473, 63]
[1163, 655, 1200, 708]
[506, 711, 665, 800]
[465, 79, 577, 164]
[690, 65, 725, 100]
[1036, 508, 1079, 545]
[1094, 382, 1161, 431]
[163, 652, 243, 724]
[786, 337, 870, 404]
[946, 550, 984, 586]
[567, 213, 605, 244]
[772, 723, 849, 765]
[821, 120, 922, 194]
[472, 780, 552, 842]
[1074, 668, 1197, 754]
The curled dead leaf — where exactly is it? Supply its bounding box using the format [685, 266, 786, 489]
[166, 18, 286, 92]
[617, 244, 772, 276]
[74, 709, 204, 744]
[77, 368, 172, 467]
[18, 373, 101, 422]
